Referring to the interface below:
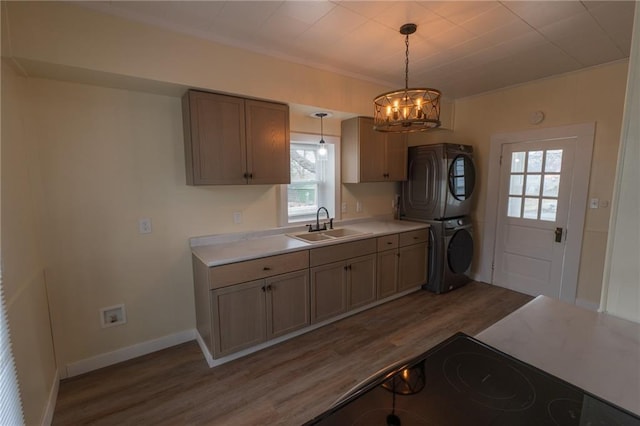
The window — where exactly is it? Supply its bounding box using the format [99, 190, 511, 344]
[0, 264, 25, 425]
[507, 149, 562, 221]
[279, 133, 338, 226]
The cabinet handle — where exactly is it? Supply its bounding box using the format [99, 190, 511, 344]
[344, 265, 348, 271]
[263, 266, 272, 271]
[249, 173, 253, 179]
[266, 285, 273, 292]
[387, 241, 392, 245]
[261, 286, 266, 292]
[397, 253, 401, 258]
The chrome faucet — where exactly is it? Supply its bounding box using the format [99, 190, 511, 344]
[308, 207, 333, 232]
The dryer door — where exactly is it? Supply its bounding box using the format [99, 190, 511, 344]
[448, 154, 476, 201]
[447, 228, 473, 274]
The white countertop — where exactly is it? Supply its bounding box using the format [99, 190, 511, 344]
[477, 295, 640, 415]
[190, 219, 429, 267]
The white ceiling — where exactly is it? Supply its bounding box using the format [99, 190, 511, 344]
[78, 1, 636, 99]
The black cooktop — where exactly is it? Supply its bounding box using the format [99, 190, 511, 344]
[305, 333, 640, 426]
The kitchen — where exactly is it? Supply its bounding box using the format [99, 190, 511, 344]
[2, 1, 639, 425]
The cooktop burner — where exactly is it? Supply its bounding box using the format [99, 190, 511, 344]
[442, 352, 536, 411]
[304, 333, 640, 426]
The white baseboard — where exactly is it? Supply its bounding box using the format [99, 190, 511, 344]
[64, 329, 196, 378]
[40, 369, 59, 426]
[575, 298, 600, 312]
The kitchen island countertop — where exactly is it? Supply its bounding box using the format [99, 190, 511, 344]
[190, 219, 429, 267]
[477, 295, 640, 416]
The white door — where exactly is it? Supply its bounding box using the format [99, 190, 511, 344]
[487, 123, 594, 303]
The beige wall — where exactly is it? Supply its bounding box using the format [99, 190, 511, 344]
[411, 61, 629, 307]
[20, 73, 397, 377]
[1, 0, 400, 380]
[2, 60, 57, 425]
[602, 6, 640, 322]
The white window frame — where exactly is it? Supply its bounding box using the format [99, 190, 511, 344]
[278, 132, 341, 227]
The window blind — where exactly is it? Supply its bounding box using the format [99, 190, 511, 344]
[0, 264, 24, 426]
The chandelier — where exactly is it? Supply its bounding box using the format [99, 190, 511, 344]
[373, 23, 441, 133]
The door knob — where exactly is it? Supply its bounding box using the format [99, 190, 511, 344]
[554, 227, 563, 243]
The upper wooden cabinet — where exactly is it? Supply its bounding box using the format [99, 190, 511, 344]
[341, 116, 408, 183]
[182, 90, 290, 185]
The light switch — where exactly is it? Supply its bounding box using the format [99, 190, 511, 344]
[589, 198, 599, 209]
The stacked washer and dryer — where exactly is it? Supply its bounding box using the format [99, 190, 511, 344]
[401, 144, 476, 293]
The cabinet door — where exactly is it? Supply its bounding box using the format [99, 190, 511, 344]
[398, 243, 428, 291]
[347, 254, 377, 309]
[310, 261, 347, 323]
[385, 133, 408, 181]
[211, 280, 266, 358]
[377, 249, 399, 299]
[359, 117, 387, 182]
[184, 91, 247, 185]
[245, 100, 290, 185]
[265, 270, 310, 339]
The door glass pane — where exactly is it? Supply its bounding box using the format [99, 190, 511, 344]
[525, 174, 541, 196]
[508, 197, 522, 218]
[543, 175, 560, 197]
[540, 199, 557, 221]
[527, 151, 543, 173]
[523, 197, 539, 219]
[511, 152, 525, 173]
[509, 175, 524, 196]
[545, 150, 563, 172]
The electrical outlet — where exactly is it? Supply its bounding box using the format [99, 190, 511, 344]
[356, 201, 363, 213]
[138, 218, 152, 234]
[341, 202, 347, 213]
[100, 304, 127, 328]
[589, 198, 599, 209]
[233, 211, 243, 224]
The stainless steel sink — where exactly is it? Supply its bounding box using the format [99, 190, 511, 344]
[287, 228, 369, 243]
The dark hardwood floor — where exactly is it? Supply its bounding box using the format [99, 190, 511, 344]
[52, 282, 532, 425]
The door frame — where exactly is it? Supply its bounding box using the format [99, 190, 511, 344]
[480, 123, 595, 303]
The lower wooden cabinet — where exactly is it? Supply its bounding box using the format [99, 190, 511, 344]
[211, 270, 309, 358]
[377, 249, 399, 299]
[193, 226, 429, 362]
[266, 270, 310, 339]
[310, 262, 347, 323]
[377, 230, 428, 298]
[310, 254, 376, 323]
[347, 254, 377, 310]
[211, 279, 266, 358]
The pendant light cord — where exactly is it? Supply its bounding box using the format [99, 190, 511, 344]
[405, 32, 410, 91]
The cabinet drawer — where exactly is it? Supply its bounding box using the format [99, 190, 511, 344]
[399, 229, 429, 247]
[310, 238, 377, 267]
[209, 251, 309, 289]
[377, 234, 399, 251]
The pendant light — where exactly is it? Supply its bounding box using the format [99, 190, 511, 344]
[373, 23, 441, 133]
[311, 112, 330, 156]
